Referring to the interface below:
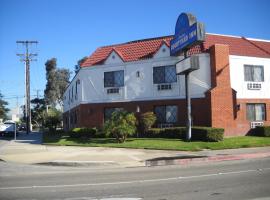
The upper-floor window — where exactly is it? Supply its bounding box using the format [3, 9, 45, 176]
[246, 103, 266, 121]
[244, 65, 264, 82]
[153, 65, 177, 84]
[75, 80, 79, 100]
[68, 89, 71, 104]
[104, 70, 124, 88]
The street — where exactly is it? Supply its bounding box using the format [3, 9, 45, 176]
[0, 158, 270, 200]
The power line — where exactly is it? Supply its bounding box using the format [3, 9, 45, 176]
[16, 40, 38, 134]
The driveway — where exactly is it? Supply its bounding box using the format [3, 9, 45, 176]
[13, 131, 43, 144]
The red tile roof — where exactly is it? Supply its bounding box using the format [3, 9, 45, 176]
[81, 34, 270, 67]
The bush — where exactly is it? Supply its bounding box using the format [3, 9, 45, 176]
[44, 108, 62, 131]
[192, 127, 224, 142]
[145, 127, 224, 142]
[70, 127, 97, 138]
[253, 126, 270, 137]
[103, 110, 137, 143]
[139, 112, 156, 135]
[145, 127, 186, 139]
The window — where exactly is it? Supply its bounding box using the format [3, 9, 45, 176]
[244, 65, 264, 82]
[75, 82, 78, 94]
[246, 103, 266, 121]
[154, 105, 178, 124]
[153, 66, 177, 84]
[74, 111, 77, 125]
[68, 90, 71, 104]
[75, 81, 78, 99]
[104, 107, 123, 122]
[104, 70, 124, 88]
[71, 85, 74, 102]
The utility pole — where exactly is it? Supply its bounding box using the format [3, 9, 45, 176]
[34, 89, 41, 98]
[16, 40, 38, 134]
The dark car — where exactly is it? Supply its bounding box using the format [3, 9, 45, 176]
[18, 124, 26, 131]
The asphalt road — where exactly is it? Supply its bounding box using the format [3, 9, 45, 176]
[0, 158, 270, 200]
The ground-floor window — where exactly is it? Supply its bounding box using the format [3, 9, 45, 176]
[65, 116, 69, 128]
[104, 107, 123, 122]
[246, 103, 266, 121]
[154, 105, 178, 124]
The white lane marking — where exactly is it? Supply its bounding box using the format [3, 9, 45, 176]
[1, 167, 269, 190]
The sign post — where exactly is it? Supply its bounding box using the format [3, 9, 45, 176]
[14, 122, 16, 141]
[170, 13, 205, 141]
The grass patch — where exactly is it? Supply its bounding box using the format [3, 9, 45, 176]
[43, 134, 270, 151]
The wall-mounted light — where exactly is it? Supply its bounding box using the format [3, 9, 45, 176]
[136, 105, 140, 113]
[237, 104, 240, 111]
[136, 71, 140, 78]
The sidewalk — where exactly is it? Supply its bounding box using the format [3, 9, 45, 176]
[0, 132, 270, 168]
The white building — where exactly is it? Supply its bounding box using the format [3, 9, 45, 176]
[63, 34, 270, 136]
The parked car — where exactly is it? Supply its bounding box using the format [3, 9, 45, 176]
[0, 120, 18, 137]
[18, 123, 26, 131]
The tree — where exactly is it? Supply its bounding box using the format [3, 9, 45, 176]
[31, 98, 46, 127]
[139, 112, 156, 136]
[44, 58, 58, 106]
[74, 56, 88, 74]
[43, 108, 62, 131]
[0, 91, 9, 120]
[44, 58, 71, 107]
[55, 68, 71, 107]
[104, 110, 137, 143]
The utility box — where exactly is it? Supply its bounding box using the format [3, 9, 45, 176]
[176, 55, 200, 75]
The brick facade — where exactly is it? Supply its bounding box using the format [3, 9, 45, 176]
[64, 98, 211, 130]
[206, 44, 237, 135]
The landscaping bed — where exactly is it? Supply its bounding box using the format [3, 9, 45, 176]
[43, 133, 270, 151]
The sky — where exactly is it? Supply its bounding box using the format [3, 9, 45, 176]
[0, 0, 270, 111]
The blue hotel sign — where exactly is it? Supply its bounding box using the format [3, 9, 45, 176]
[170, 13, 205, 56]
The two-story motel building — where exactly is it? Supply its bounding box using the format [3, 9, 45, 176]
[63, 33, 270, 136]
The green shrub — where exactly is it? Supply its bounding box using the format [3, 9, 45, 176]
[145, 127, 186, 139]
[70, 127, 97, 138]
[103, 110, 137, 143]
[145, 127, 224, 141]
[139, 112, 156, 135]
[253, 126, 270, 137]
[44, 129, 65, 135]
[192, 127, 224, 142]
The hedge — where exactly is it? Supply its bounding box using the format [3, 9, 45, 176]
[145, 127, 224, 142]
[145, 127, 186, 139]
[70, 127, 97, 138]
[191, 127, 224, 142]
[253, 126, 270, 137]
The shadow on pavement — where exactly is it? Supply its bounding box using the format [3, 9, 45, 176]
[146, 155, 207, 162]
[12, 131, 43, 144]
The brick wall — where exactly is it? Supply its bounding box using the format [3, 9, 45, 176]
[63, 98, 211, 130]
[207, 44, 270, 136]
[233, 99, 270, 135]
[207, 44, 237, 135]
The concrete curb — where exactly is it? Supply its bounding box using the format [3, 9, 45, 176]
[145, 152, 270, 167]
[37, 160, 119, 167]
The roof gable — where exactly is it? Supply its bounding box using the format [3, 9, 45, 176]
[81, 34, 270, 68]
[104, 49, 124, 65]
[153, 42, 170, 59]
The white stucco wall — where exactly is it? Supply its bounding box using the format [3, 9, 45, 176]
[63, 48, 211, 112]
[230, 55, 270, 99]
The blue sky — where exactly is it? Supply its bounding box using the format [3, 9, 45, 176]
[0, 0, 270, 110]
